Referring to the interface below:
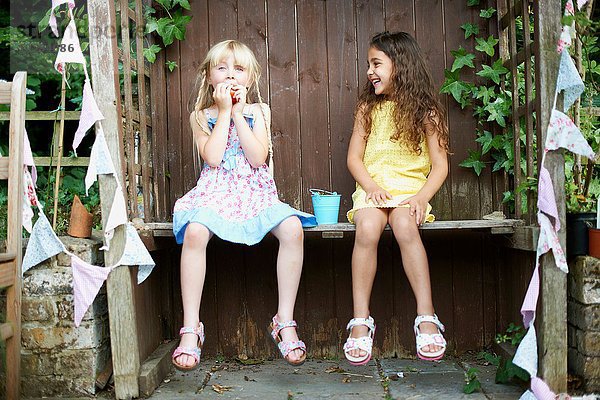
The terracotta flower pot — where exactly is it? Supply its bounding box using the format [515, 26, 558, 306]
[68, 195, 93, 238]
[589, 227, 600, 259]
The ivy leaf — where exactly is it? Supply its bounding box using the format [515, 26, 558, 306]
[480, 8, 497, 19]
[155, 0, 172, 10]
[459, 150, 485, 176]
[473, 85, 496, 103]
[475, 35, 499, 57]
[440, 69, 473, 105]
[484, 97, 507, 127]
[173, 0, 191, 10]
[38, 8, 52, 32]
[145, 16, 159, 34]
[157, 11, 192, 46]
[143, 44, 161, 63]
[166, 60, 178, 72]
[467, 0, 480, 5]
[461, 23, 479, 39]
[463, 379, 481, 394]
[477, 59, 509, 84]
[450, 47, 476, 72]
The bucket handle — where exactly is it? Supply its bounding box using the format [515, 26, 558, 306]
[310, 188, 337, 196]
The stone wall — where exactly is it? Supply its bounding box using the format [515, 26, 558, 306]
[20, 236, 111, 398]
[568, 256, 600, 393]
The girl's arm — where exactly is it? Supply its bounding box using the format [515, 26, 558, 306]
[400, 114, 449, 224]
[190, 82, 232, 167]
[347, 106, 392, 205]
[234, 103, 269, 168]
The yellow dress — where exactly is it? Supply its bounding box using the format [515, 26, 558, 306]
[347, 101, 436, 223]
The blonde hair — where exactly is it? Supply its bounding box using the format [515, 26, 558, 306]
[190, 40, 274, 174]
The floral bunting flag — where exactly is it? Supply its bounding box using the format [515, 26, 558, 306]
[85, 124, 116, 195]
[54, 19, 87, 74]
[546, 110, 596, 159]
[49, 0, 75, 37]
[117, 223, 156, 284]
[73, 80, 104, 154]
[71, 255, 111, 326]
[556, 50, 585, 112]
[22, 211, 66, 274]
[23, 128, 37, 184]
[513, 325, 538, 377]
[22, 169, 37, 233]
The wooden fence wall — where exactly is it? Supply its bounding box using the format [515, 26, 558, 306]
[140, 0, 535, 358]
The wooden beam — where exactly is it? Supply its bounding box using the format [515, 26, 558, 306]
[535, 0, 567, 392]
[0, 158, 8, 179]
[0, 81, 12, 104]
[33, 157, 90, 167]
[87, 1, 140, 398]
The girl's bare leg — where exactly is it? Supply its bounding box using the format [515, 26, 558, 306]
[388, 207, 441, 354]
[270, 216, 305, 363]
[348, 208, 388, 358]
[175, 222, 212, 368]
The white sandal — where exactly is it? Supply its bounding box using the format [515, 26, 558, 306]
[343, 316, 376, 366]
[414, 314, 446, 361]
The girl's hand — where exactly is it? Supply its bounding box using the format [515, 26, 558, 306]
[230, 84, 247, 114]
[213, 82, 233, 111]
[399, 194, 428, 225]
[365, 185, 392, 206]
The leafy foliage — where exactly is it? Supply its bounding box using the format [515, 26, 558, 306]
[463, 367, 481, 394]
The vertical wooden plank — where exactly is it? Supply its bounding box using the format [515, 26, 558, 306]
[166, 41, 184, 207]
[208, 0, 238, 43]
[179, 0, 208, 192]
[534, 0, 567, 391]
[508, 0, 522, 218]
[384, 0, 415, 35]
[482, 235, 498, 346]
[297, 0, 330, 209]
[6, 71, 25, 400]
[267, 0, 301, 208]
[356, 0, 385, 92]
[87, 1, 140, 398]
[119, 0, 138, 218]
[521, 0, 535, 222]
[135, 0, 152, 220]
[238, 0, 270, 102]
[326, 0, 357, 222]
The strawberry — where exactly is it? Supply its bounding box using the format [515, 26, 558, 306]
[230, 89, 237, 104]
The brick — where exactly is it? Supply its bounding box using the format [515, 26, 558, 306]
[569, 257, 600, 304]
[21, 297, 55, 322]
[575, 330, 600, 357]
[21, 322, 105, 350]
[20, 351, 58, 376]
[21, 374, 96, 397]
[569, 348, 600, 380]
[56, 293, 109, 323]
[22, 267, 73, 297]
[61, 236, 103, 264]
[568, 300, 600, 331]
[57, 349, 97, 378]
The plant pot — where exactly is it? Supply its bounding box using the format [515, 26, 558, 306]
[589, 227, 600, 259]
[67, 195, 93, 238]
[566, 212, 597, 259]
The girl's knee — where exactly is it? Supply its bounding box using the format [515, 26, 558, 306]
[184, 223, 211, 247]
[355, 219, 383, 246]
[391, 217, 419, 244]
[276, 216, 304, 244]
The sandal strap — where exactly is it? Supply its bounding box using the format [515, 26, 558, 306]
[414, 314, 445, 333]
[343, 335, 373, 353]
[271, 316, 298, 340]
[172, 346, 201, 364]
[416, 332, 447, 350]
[346, 316, 375, 333]
[179, 322, 205, 344]
[277, 340, 306, 358]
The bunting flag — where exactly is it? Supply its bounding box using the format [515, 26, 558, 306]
[71, 255, 111, 326]
[22, 169, 37, 233]
[22, 211, 66, 274]
[577, 0, 590, 9]
[556, 50, 585, 112]
[512, 325, 538, 377]
[117, 223, 156, 284]
[49, 0, 76, 37]
[72, 80, 104, 154]
[23, 128, 37, 184]
[85, 124, 116, 195]
[537, 166, 560, 230]
[54, 19, 87, 74]
[530, 377, 557, 400]
[101, 183, 128, 251]
[546, 110, 596, 159]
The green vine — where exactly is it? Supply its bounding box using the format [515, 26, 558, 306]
[143, 0, 192, 71]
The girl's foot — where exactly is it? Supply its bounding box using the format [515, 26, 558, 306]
[269, 315, 307, 366]
[417, 321, 443, 354]
[172, 324, 204, 371]
[414, 315, 446, 361]
[347, 324, 370, 359]
[278, 324, 305, 363]
[173, 332, 200, 368]
[343, 316, 375, 365]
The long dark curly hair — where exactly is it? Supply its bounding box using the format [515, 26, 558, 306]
[357, 31, 449, 154]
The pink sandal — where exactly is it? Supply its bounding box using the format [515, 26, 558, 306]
[414, 314, 446, 361]
[343, 316, 376, 366]
[268, 315, 307, 366]
[172, 323, 205, 371]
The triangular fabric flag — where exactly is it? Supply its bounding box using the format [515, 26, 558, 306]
[512, 325, 538, 377]
[520, 263, 539, 329]
[73, 79, 104, 154]
[117, 223, 156, 284]
[577, 0, 589, 9]
[71, 255, 111, 326]
[48, 0, 75, 37]
[557, 26, 572, 53]
[537, 166, 560, 231]
[22, 211, 66, 274]
[530, 377, 557, 400]
[546, 110, 596, 159]
[556, 50, 585, 112]
[54, 19, 86, 74]
[101, 185, 128, 251]
[22, 169, 38, 233]
[23, 128, 37, 185]
[519, 391, 537, 400]
[538, 212, 568, 273]
[85, 124, 116, 195]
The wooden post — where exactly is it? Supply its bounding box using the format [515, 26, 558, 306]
[534, 0, 567, 392]
[87, 1, 141, 398]
[52, 70, 67, 229]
